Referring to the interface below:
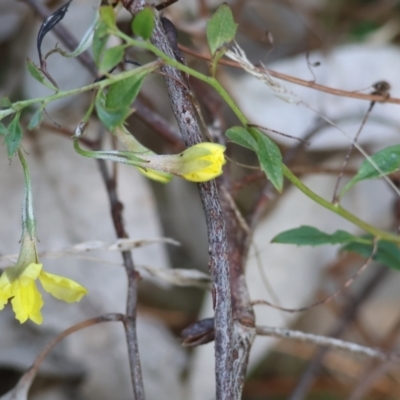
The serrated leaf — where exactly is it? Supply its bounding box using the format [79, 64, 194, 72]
[342, 240, 400, 271]
[92, 20, 109, 67]
[272, 225, 367, 246]
[0, 122, 7, 136]
[28, 108, 44, 130]
[206, 4, 237, 56]
[37, 0, 72, 62]
[341, 145, 400, 196]
[225, 126, 257, 151]
[255, 132, 283, 192]
[4, 113, 23, 157]
[132, 7, 155, 40]
[26, 59, 58, 91]
[99, 5, 116, 27]
[99, 45, 125, 73]
[96, 95, 130, 131]
[0, 97, 12, 108]
[106, 70, 150, 111]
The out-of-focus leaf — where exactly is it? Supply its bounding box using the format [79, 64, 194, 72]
[37, 0, 73, 62]
[255, 132, 283, 192]
[26, 59, 58, 91]
[272, 225, 368, 246]
[92, 20, 109, 67]
[106, 70, 149, 110]
[99, 45, 125, 73]
[95, 95, 130, 131]
[341, 145, 400, 196]
[27, 108, 44, 130]
[342, 240, 400, 271]
[225, 126, 257, 151]
[99, 5, 116, 28]
[0, 97, 12, 108]
[131, 7, 155, 40]
[4, 113, 23, 157]
[0, 122, 7, 136]
[59, 11, 99, 58]
[206, 4, 237, 55]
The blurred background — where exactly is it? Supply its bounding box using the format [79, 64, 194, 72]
[1, 0, 400, 399]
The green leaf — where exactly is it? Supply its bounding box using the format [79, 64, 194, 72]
[272, 225, 367, 246]
[4, 113, 23, 157]
[99, 45, 125, 73]
[26, 59, 58, 91]
[92, 20, 109, 67]
[341, 145, 400, 196]
[27, 108, 44, 130]
[0, 122, 7, 136]
[225, 126, 257, 151]
[96, 95, 130, 131]
[106, 70, 148, 110]
[342, 240, 400, 271]
[206, 4, 237, 55]
[255, 132, 283, 192]
[131, 7, 155, 40]
[99, 5, 116, 28]
[0, 97, 12, 108]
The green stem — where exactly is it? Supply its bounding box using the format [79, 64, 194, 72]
[18, 149, 36, 238]
[283, 166, 400, 244]
[116, 32, 400, 244]
[0, 61, 160, 121]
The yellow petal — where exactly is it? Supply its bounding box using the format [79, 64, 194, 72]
[39, 271, 87, 303]
[0, 272, 12, 310]
[11, 279, 44, 324]
[180, 143, 226, 182]
[137, 167, 173, 183]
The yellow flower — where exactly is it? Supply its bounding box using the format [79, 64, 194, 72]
[0, 233, 87, 325]
[178, 143, 226, 182]
[0, 262, 87, 325]
[142, 143, 227, 182]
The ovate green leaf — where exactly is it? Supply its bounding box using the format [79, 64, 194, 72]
[0, 97, 12, 108]
[206, 4, 237, 55]
[96, 95, 130, 131]
[0, 122, 7, 136]
[92, 20, 109, 67]
[132, 7, 155, 40]
[272, 225, 367, 246]
[26, 59, 58, 91]
[342, 240, 400, 271]
[341, 145, 400, 196]
[5, 113, 23, 157]
[255, 132, 283, 192]
[225, 126, 257, 151]
[99, 5, 116, 28]
[99, 45, 125, 73]
[27, 108, 44, 130]
[106, 70, 149, 110]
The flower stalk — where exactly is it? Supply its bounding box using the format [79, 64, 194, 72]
[74, 135, 226, 183]
[0, 150, 87, 324]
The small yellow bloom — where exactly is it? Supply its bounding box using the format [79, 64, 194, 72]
[0, 262, 87, 324]
[178, 143, 226, 182]
[142, 143, 227, 182]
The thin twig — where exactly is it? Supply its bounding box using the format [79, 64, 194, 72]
[179, 45, 400, 105]
[97, 156, 145, 400]
[256, 326, 399, 362]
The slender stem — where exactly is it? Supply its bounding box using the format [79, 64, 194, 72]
[256, 326, 397, 362]
[0, 61, 160, 120]
[115, 35, 400, 244]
